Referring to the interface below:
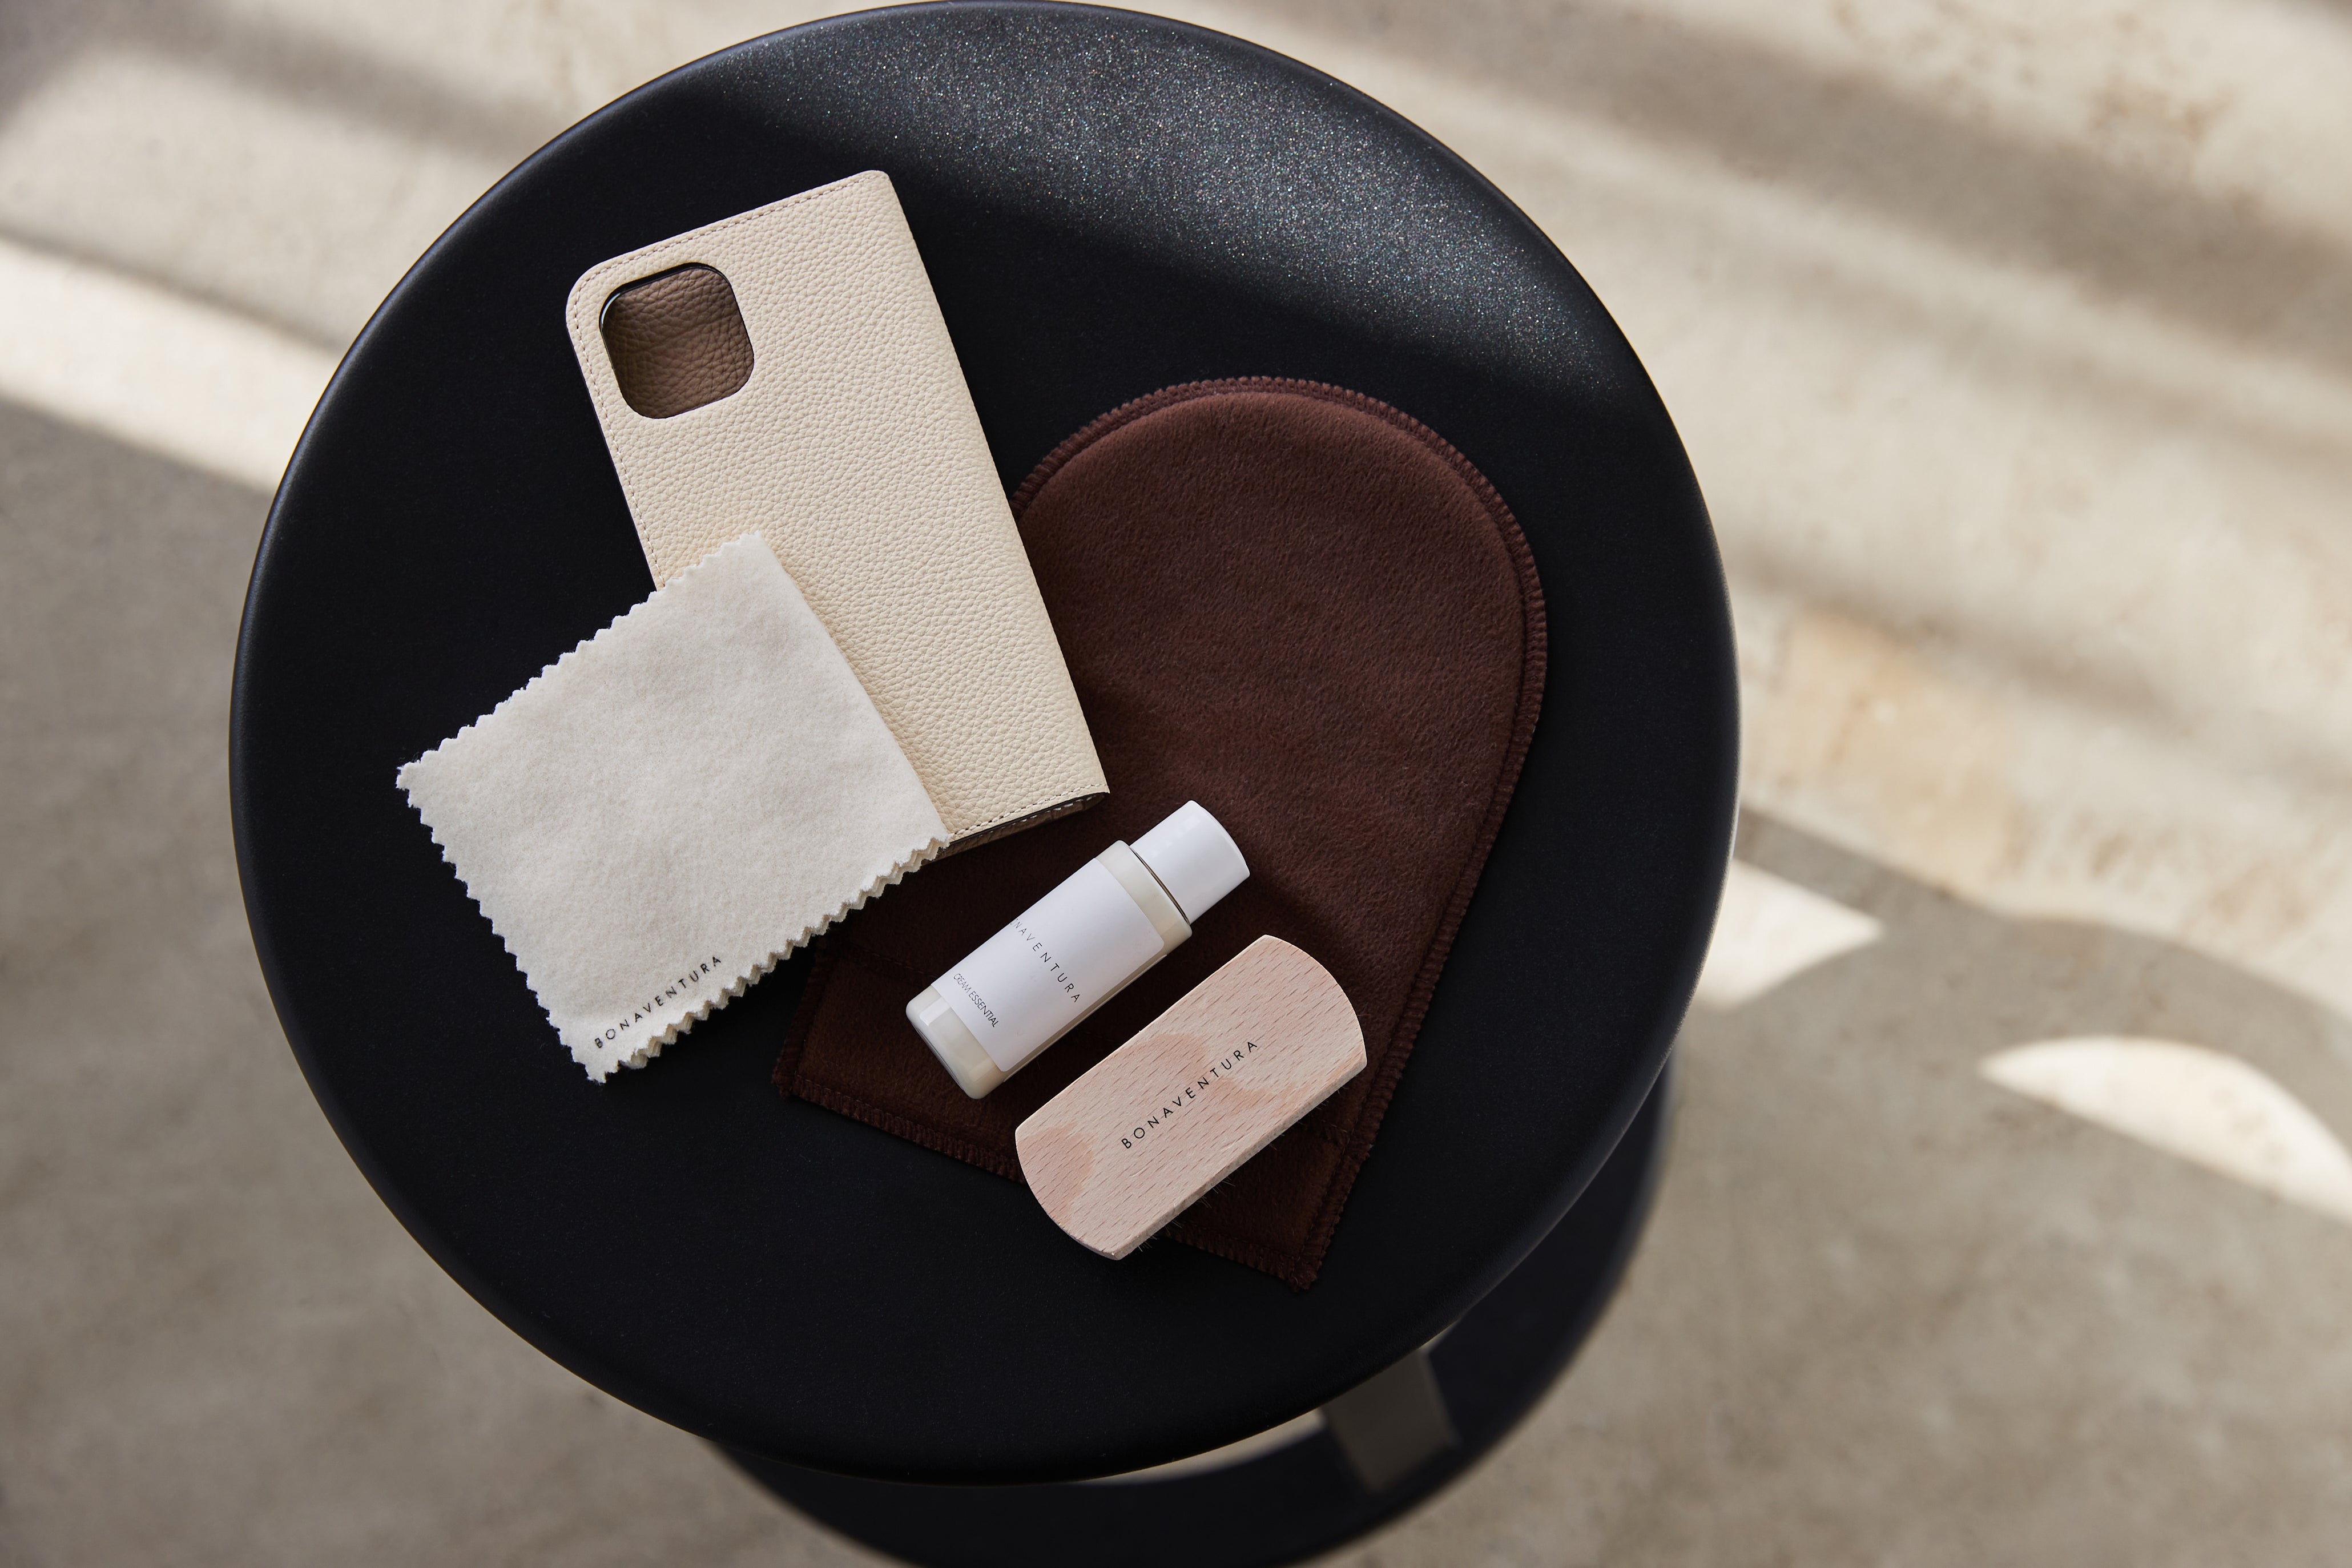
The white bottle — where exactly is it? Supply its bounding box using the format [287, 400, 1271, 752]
[906, 801, 1250, 1099]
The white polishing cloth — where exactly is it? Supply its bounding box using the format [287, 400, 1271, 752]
[398, 534, 945, 1080]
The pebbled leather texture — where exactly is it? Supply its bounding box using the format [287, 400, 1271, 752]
[566, 171, 1106, 845]
[598, 264, 756, 418]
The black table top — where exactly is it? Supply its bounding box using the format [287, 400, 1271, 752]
[231, 1, 1735, 1485]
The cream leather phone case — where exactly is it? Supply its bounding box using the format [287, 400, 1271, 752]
[565, 171, 1105, 848]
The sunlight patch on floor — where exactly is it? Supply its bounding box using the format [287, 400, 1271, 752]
[1693, 860, 1883, 1010]
[1982, 1036, 2352, 1224]
[0, 236, 335, 491]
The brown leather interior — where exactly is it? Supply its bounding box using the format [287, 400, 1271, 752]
[598, 264, 755, 418]
[774, 380, 1546, 1289]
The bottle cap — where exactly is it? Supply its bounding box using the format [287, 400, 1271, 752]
[1131, 801, 1249, 924]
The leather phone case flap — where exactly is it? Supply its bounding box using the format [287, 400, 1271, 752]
[564, 171, 1106, 847]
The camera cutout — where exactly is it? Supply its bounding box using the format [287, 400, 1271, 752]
[599, 264, 754, 418]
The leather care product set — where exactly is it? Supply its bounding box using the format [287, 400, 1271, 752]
[396, 174, 1541, 1275]
[901, 800, 1373, 1259]
[778, 380, 1545, 1287]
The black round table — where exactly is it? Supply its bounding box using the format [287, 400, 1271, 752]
[730, 1064, 1671, 1567]
[231, 3, 1735, 1561]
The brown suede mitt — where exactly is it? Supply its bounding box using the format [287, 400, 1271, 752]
[774, 378, 1545, 1288]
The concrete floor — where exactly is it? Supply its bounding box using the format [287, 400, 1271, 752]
[5, 1, 2351, 1562]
